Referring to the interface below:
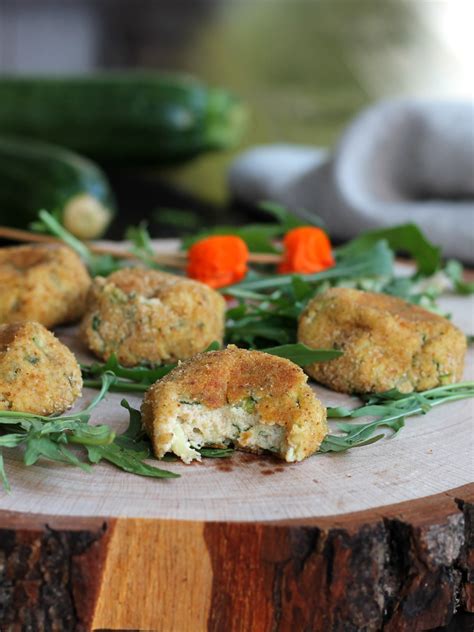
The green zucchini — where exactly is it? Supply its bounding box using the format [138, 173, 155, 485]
[0, 136, 115, 239]
[0, 73, 246, 165]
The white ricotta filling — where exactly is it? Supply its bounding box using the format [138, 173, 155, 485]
[166, 403, 286, 463]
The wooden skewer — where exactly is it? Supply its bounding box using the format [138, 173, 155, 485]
[0, 225, 282, 268]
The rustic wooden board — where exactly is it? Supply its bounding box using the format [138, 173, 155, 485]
[0, 253, 472, 630]
[0, 292, 472, 522]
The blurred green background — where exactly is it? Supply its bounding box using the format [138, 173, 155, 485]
[0, 0, 470, 234]
[162, 0, 471, 205]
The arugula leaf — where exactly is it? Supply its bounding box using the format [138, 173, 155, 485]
[224, 241, 393, 348]
[82, 379, 153, 393]
[336, 223, 441, 276]
[88, 401, 233, 472]
[153, 208, 201, 231]
[198, 447, 234, 458]
[321, 382, 474, 453]
[182, 223, 282, 253]
[226, 240, 394, 293]
[86, 443, 179, 478]
[444, 260, 474, 295]
[82, 354, 175, 384]
[82, 343, 222, 392]
[0, 373, 180, 490]
[181, 201, 321, 254]
[114, 400, 152, 456]
[82, 342, 341, 392]
[68, 424, 116, 447]
[35, 209, 91, 260]
[0, 453, 10, 492]
[0, 434, 26, 447]
[34, 210, 122, 277]
[226, 316, 294, 347]
[318, 433, 386, 453]
[125, 223, 166, 270]
[257, 200, 323, 230]
[24, 435, 91, 471]
[262, 343, 342, 366]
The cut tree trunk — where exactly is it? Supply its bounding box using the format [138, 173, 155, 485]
[0, 485, 472, 631]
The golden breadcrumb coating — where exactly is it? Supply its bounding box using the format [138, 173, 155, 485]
[80, 268, 226, 366]
[141, 345, 327, 463]
[0, 244, 91, 328]
[298, 287, 467, 394]
[0, 321, 82, 415]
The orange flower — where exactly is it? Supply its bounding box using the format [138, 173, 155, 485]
[187, 235, 249, 288]
[278, 226, 335, 274]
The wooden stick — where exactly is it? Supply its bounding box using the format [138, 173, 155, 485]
[0, 225, 282, 267]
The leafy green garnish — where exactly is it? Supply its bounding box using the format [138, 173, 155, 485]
[0, 374, 178, 490]
[182, 201, 317, 253]
[81, 343, 341, 392]
[125, 222, 168, 271]
[224, 240, 394, 347]
[0, 373, 115, 490]
[82, 354, 177, 387]
[444, 260, 474, 295]
[34, 210, 122, 276]
[262, 343, 342, 365]
[82, 342, 222, 392]
[226, 239, 394, 293]
[198, 447, 235, 458]
[154, 207, 201, 231]
[320, 381, 474, 452]
[337, 223, 441, 276]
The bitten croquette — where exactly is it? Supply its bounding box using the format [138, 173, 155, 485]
[0, 244, 91, 328]
[141, 345, 327, 463]
[0, 321, 82, 415]
[298, 287, 467, 394]
[80, 268, 226, 366]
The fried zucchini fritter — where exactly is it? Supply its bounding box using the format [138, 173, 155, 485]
[141, 345, 327, 463]
[298, 287, 466, 393]
[0, 244, 91, 328]
[0, 321, 82, 415]
[80, 268, 226, 366]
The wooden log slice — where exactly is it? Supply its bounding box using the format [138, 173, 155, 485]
[0, 258, 472, 631]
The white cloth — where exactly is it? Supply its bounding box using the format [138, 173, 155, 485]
[229, 99, 474, 262]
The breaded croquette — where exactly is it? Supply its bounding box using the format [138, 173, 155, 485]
[298, 287, 466, 394]
[80, 268, 226, 366]
[141, 345, 327, 463]
[0, 244, 91, 328]
[0, 321, 82, 415]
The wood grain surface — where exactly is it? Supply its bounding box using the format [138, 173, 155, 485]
[0, 484, 472, 630]
[0, 290, 471, 522]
